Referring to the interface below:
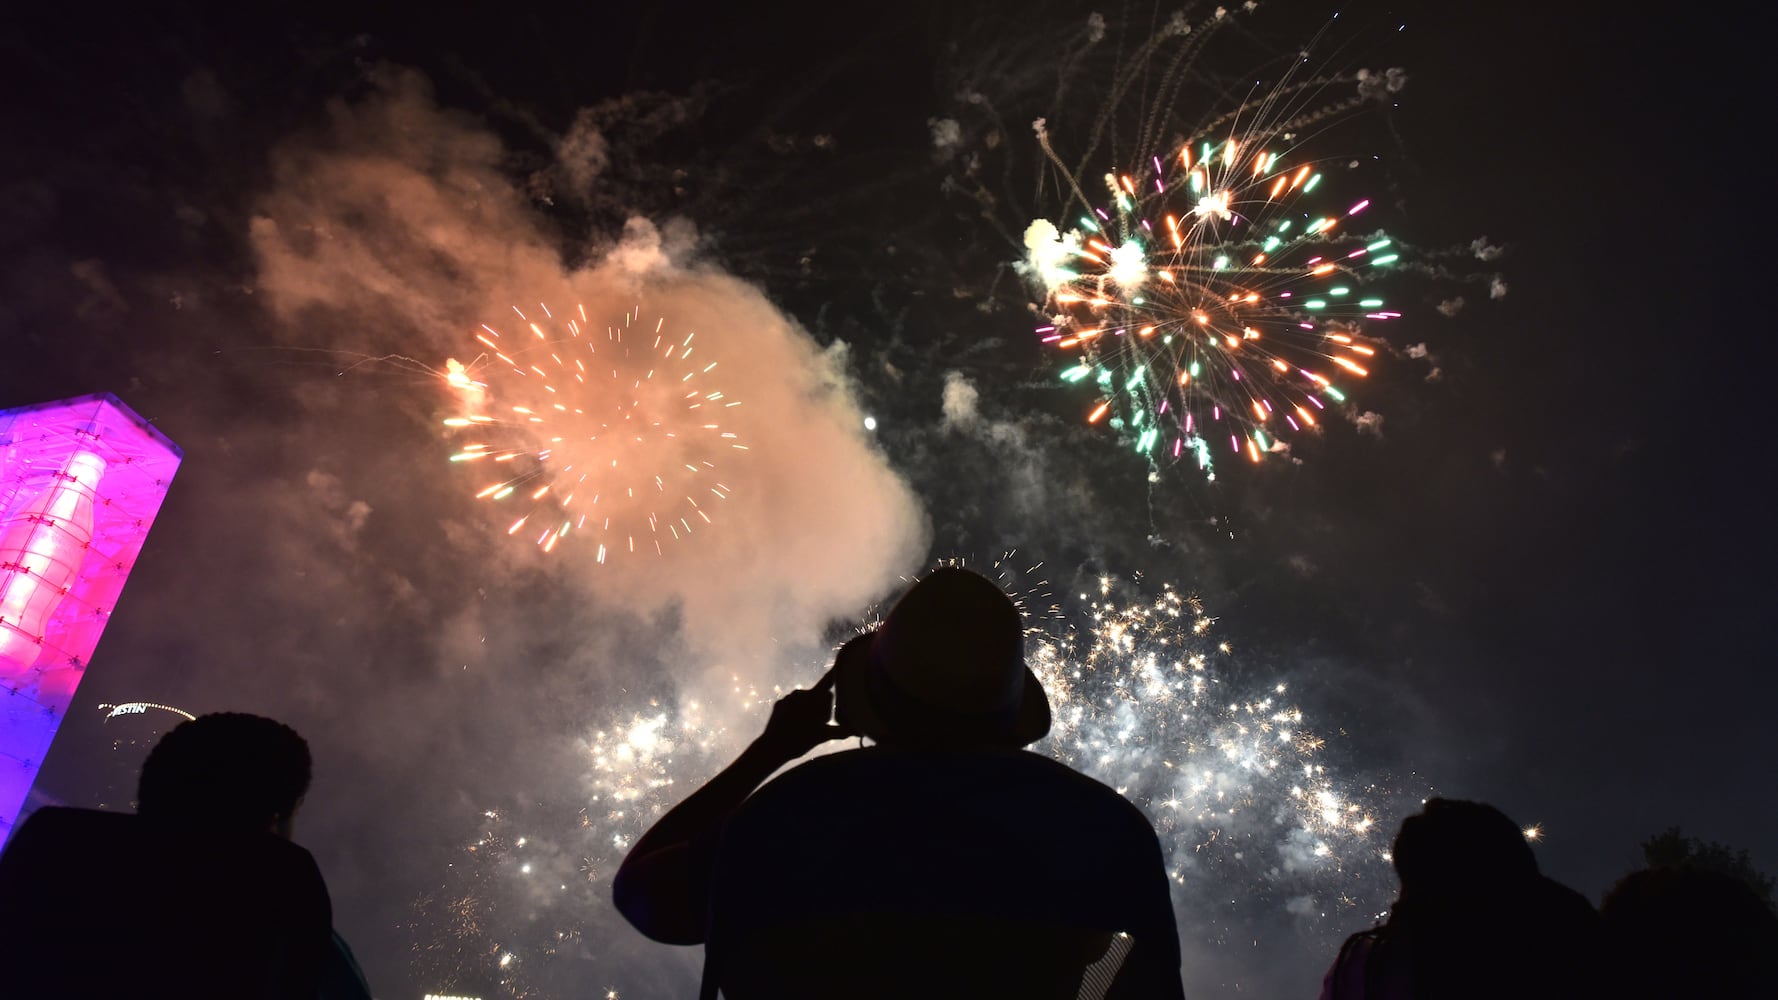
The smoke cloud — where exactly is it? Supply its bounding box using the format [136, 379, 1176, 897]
[940, 370, 981, 429]
[249, 67, 929, 670]
[1470, 236, 1504, 262]
[927, 117, 962, 152]
[166, 66, 939, 992]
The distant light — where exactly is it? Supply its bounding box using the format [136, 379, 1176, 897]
[863, 416, 878, 431]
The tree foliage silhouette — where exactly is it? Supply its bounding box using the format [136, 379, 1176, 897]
[1640, 827, 1775, 908]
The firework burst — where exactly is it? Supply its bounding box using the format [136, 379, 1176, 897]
[441, 304, 746, 558]
[1032, 577, 1392, 912]
[1028, 119, 1400, 478]
[580, 681, 766, 854]
[939, 5, 1447, 482]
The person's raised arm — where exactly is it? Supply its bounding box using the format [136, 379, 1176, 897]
[612, 665, 851, 944]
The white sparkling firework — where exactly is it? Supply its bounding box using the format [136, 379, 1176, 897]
[424, 567, 1407, 994]
[1030, 577, 1392, 906]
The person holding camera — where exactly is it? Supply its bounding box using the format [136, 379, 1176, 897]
[613, 567, 1183, 999]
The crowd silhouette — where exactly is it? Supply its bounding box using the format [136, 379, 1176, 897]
[2, 567, 1774, 998]
[0, 712, 371, 999]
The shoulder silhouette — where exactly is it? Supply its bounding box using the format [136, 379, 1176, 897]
[1320, 798, 1600, 1000]
[616, 568, 1185, 999]
[0, 712, 336, 999]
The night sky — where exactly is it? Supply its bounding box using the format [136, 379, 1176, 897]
[4, 2, 1766, 997]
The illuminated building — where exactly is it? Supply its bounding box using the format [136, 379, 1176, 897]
[0, 394, 181, 838]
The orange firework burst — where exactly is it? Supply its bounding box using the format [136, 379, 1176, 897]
[442, 303, 746, 560]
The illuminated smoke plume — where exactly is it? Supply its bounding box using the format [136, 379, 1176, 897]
[249, 66, 929, 666]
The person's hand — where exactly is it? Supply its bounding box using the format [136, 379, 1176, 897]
[754, 669, 851, 764]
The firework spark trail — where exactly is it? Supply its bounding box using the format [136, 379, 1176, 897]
[441, 304, 746, 558]
[409, 809, 569, 1000]
[931, 551, 1065, 633]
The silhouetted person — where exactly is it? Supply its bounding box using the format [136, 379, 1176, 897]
[0, 712, 347, 999]
[1319, 798, 1600, 1000]
[614, 567, 1183, 999]
[1601, 865, 1778, 999]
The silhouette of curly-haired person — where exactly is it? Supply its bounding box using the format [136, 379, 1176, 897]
[614, 567, 1183, 999]
[1319, 798, 1600, 1000]
[0, 712, 364, 1000]
[1600, 864, 1778, 999]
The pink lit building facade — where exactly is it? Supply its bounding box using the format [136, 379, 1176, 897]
[0, 394, 181, 837]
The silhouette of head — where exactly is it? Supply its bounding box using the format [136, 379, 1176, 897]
[137, 712, 311, 836]
[834, 567, 1049, 749]
[1390, 798, 1538, 900]
[1602, 866, 1778, 998]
